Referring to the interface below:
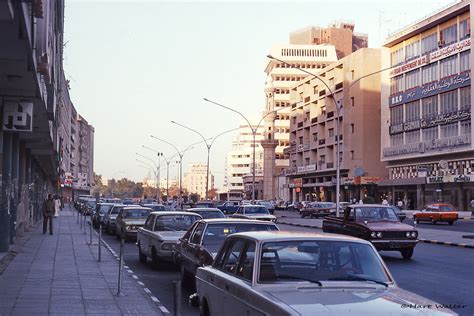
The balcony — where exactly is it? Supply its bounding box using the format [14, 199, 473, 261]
[326, 162, 334, 169]
[327, 111, 335, 119]
[311, 117, 318, 124]
[297, 122, 303, 128]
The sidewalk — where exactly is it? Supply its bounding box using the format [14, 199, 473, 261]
[276, 210, 474, 249]
[0, 206, 165, 316]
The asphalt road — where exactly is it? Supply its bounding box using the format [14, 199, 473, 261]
[407, 218, 474, 233]
[98, 223, 474, 316]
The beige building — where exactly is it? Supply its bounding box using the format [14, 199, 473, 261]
[183, 163, 215, 199]
[380, 0, 473, 210]
[262, 22, 368, 200]
[286, 48, 389, 202]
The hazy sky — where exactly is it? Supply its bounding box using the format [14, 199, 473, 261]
[64, 0, 453, 189]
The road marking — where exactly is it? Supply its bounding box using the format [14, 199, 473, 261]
[151, 296, 160, 302]
[137, 281, 144, 286]
[132, 275, 138, 279]
[159, 306, 170, 314]
[144, 288, 151, 294]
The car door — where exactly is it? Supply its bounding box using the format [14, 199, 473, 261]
[183, 222, 205, 274]
[141, 214, 155, 256]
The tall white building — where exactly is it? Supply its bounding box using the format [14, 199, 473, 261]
[183, 163, 214, 199]
[225, 125, 265, 195]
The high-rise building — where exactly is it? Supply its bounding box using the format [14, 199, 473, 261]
[262, 22, 368, 200]
[379, 0, 473, 210]
[183, 163, 214, 199]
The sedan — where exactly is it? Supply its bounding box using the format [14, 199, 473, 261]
[231, 205, 277, 222]
[191, 231, 454, 316]
[92, 203, 115, 228]
[186, 208, 225, 219]
[413, 203, 458, 225]
[115, 206, 152, 240]
[175, 218, 278, 287]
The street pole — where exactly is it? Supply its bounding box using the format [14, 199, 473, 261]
[252, 132, 256, 202]
[166, 161, 170, 200]
[179, 155, 183, 209]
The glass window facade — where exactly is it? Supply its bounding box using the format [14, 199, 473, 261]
[405, 69, 420, 90]
[406, 130, 420, 144]
[390, 105, 403, 125]
[405, 101, 420, 122]
[440, 24, 458, 46]
[422, 96, 438, 119]
[421, 63, 438, 84]
[459, 19, 470, 40]
[441, 122, 458, 138]
[461, 120, 471, 135]
[440, 90, 458, 114]
[391, 48, 404, 66]
[460, 50, 470, 72]
[405, 41, 420, 61]
[421, 33, 438, 54]
[390, 75, 404, 94]
[390, 134, 403, 146]
[440, 55, 457, 78]
[423, 126, 438, 141]
[460, 86, 471, 111]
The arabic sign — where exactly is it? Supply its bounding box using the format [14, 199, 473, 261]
[426, 174, 474, 184]
[2, 102, 33, 132]
[389, 71, 471, 106]
[297, 164, 316, 173]
[389, 110, 471, 134]
[383, 134, 471, 157]
[390, 38, 471, 77]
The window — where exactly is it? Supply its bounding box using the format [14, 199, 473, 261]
[144, 215, 155, 230]
[460, 50, 470, 72]
[391, 47, 404, 66]
[350, 150, 354, 160]
[390, 75, 404, 94]
[390, 105, 404, 125]
[422, 96, 438, 119]
[423, 126, 438, 141]
[235, 242, 256, 281]
[350, 124, 354, 133]
[221, 239, 246, 274]
[313, 133, 318, 141]
[440, 24, 458, 46]
[441, 122, 458, 138]
[405, 101, 420, 122]
[460, 86, 471, 111]
[405, 69, 419, 90]
[190, 222, 205, 244]
[405, 41, 420, 61]
[440, 55, 457, 77]
[421, 33, 438, 54]
[328, 128, 334, 137]
[461, 120, 471, 134]
[390, 134, 403, 146]
[421, 63, 438, 84]
[459, 19, 470, 40]
[350, 97, 355, 107]
[440, 90, 457, 114]
[405, 130, 420, 144]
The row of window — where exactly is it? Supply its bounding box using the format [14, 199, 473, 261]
[390, 86, 470, 124]
[391, 18, 470, 66]
[281, 48, 329, 58]
[274, 76, 305, 82]
[390, 50, 470, 94]
[275, 63, 327, 69]
[390, 121, 471, 146]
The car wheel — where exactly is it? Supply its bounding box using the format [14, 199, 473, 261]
[400, 248, 414, 259]
[448, 221, 454, 225]
[301, 214, 305, 218]
[431, 218, 437, 225]
[138, 244, 147, 264]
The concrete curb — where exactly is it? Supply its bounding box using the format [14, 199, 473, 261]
[277, 220, 474, 250]
[88, 220, 171, 314]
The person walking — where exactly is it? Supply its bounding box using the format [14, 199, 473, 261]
[54, 195, 61, 217]
[42, 194, 55, 235]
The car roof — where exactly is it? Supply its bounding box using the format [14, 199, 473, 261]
[228, 231, 371, 244]
[150, 211, 202, 217]
[198, 218, 277, 224]
[187, 208, 222, 211]
[98, 203, 116, 206]
[349, 204, 392, 208]
[143, 204, 165, 207]
[241, 204, 266, 207]
[427, 203, 453, 206]
[123, 206, 152, 210]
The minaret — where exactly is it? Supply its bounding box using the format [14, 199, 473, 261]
[261, 79, 278, 200]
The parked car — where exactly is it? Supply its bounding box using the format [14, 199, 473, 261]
[255, 201, 275, 214]
[387, 205, 407, 222]
[231, 205, 277, 223]
[186, 208, 225, 219]
[92, 203, 115, 228]
[286, 201, 304, 212]
[217, 201, 240, 215]
[104, 204, 127, 235]
[322, 204, 418, 259]
[190, 231, 453, 316]
[300, 202, 337, 218]
[137, 211, 202, 266]
[115, 206, 152, 240]
[81, 199, 96, 216]
[175, 218, 278, 287]
[413, 203, 458, 225]
[195, 201, 217, 208]
[142, 204, 167, 212]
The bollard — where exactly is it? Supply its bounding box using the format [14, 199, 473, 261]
[173, 280, 182, 316]
[89, 217, 93, 245]
[117, 237, 124, 296]
[77, 209, 79, 224]
[98, 223, 102, 262]
[83, 214, 86, 235]
[80, 212, 83, 229]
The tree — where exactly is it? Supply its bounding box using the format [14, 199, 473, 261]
[92, 173, 107, 196]
[208, 188, 218, 200]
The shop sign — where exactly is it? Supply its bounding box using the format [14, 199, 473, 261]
[426, 174, 474, 184]
[426, 176, 444, 184]
[389, 72, 471, 107]
[342, 177, 355, 185]
[383, 134, 471, 157]
[390, 38, 471, 77]
[297, 164, 316, 173]
[293, 178, 303, 188]
[2, 102, 33, 132]
[360, 176, 381, 184]
[390, 110, 471, 135]
[453, 174, 473, 182]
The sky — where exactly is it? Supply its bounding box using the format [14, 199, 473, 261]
[63, 0, 454, 190]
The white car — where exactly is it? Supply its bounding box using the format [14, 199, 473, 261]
[231, 205, 277, 222]
[191, 231, 454, 316]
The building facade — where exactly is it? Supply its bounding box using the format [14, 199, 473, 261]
[262, 22, 368, 200]
[286, 48, 389, 202]
[380, 0, 473, 210]
[183, 163, 214, 199]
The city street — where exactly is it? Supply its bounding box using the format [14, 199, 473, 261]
[95, 221, 474, 316]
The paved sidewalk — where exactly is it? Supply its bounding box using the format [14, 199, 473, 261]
[276, 210, 474, 248]
[0, 206, 164, 316]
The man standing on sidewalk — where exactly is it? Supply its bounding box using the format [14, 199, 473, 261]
[42, 194, 55, 235]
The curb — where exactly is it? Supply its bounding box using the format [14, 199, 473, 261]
[89, 222, 171, 315]
[277, 220, 474, 250]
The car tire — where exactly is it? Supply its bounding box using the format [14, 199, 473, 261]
[431, 218, 437, 225]
[138, 245, 147, 264]
[400, 248, 414, 259]
[301, 214, 305, 218]
[448, 221, 454, 225]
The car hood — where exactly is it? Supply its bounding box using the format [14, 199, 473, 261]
[150, 231, 186, 241]
[263, 285, 454, 315]
[244, 214, 275, 219]
[122, 219, 146, 225]
[363, 221, 415, 231]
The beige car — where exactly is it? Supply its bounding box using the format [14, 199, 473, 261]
[115, 206, 152, 240]
[191, 231, 454, 316]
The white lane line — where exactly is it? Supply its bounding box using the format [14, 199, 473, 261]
[159, 306, 170, 314]
[143, 288, 152, 294]
[137, 281, 144, 286]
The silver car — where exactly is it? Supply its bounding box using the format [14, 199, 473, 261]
[231, 205, 277, 222]
[192, 231, 454, 316]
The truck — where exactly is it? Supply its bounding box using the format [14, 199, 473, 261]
[217, 201, 240, 215]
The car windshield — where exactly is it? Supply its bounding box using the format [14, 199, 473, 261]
[203, 223, 277, 250]
[99, 205, 113, 214]
[259, 240, 391, 284]
[244, 206, 269, 214]
[110, 207, 122, 215]
[354, 207, 399, 222]
[123, 209, 151, 218]
[154, 214, 201, 231]
[192, 210, 225, 219]
[439, 205, 455, 212]
[85, 200, 96, 207]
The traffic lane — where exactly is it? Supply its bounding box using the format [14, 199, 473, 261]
[278, 223, 474, 316]
[99, 231, 199, 316]
[408, 218, 474, 233]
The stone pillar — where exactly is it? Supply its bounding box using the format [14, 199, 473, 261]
[416, 184, 424, 210]
[261, 139, 278, 200]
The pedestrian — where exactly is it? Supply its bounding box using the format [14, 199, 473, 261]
[54, 195, 61, 217]
[397, 199, 403, 208]
[382, 198, 389, 206]
[42, 194, 55, 235]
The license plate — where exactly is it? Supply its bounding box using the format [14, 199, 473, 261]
[389, 242, 401, 248]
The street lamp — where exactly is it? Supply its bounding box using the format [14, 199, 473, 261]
[136, 153, 161, 202]
[203, 98, 293, 203]
[170, 121, 239, 200]
[267, 54, 396, 216]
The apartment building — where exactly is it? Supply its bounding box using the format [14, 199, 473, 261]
[286, 48, 389, 202]
[183, 163, 215, 199]
[262, 22, 368, 200]
[380, 0, 473, 210]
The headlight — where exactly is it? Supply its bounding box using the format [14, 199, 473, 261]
[125, 226, 131, 231]
[376, 232, 383, 238]
[411, 231, 417, 238]
[161, 243, 174, 250]
[406, 232, 411, 238]
[371, 232, 377, 238]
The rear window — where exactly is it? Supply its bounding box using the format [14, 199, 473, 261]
[202, 223, 277, 247]
[194, 211, 225, 219]
[124, 209, 151, 218]
[154, 214, 201, 231]
[439, 205, 455, 212]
